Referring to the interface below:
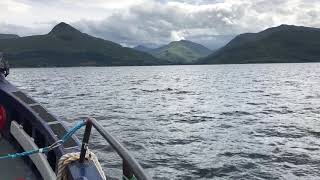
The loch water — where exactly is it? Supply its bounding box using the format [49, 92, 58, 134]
[8, 63, 320, 179]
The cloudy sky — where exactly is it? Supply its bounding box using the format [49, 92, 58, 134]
[0, 0, 320, 49]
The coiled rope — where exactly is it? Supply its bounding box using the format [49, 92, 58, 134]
[56, 149, 106, 180]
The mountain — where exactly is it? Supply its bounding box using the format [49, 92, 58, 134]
[0, 22, 166, 67]
[200, 25, 320, 64]
[134, 45, 153, 53]
[0, 34, 19, 40]
[149, 40, 212, 64]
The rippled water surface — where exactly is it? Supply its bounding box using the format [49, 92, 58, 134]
[8, 64, 320, 179]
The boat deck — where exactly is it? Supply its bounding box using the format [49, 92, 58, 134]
[0, 138, 38, 180]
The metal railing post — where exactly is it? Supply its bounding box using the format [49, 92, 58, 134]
[79, 119, 92, 163]
[123, 159, 134, 179]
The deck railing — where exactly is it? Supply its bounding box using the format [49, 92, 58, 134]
[80, 118, 151, 180]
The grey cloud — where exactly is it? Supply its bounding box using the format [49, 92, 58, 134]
[0, 23, 46, 36]
[76, 0, 315, 49]
[74, 1, 246, 49]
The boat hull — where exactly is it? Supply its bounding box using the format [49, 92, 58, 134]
[0, 77, 103, 180]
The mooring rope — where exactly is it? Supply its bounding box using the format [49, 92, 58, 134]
[0, 121, 86, 159]
[56, 149, 106, 180]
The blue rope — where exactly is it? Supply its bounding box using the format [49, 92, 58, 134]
[0, 121, 86, 160]
[61, 121, 86, 143]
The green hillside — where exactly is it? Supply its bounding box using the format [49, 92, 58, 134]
[149, 40, 212, 64]
[200, 25, 320, 64]
[0, 22, 166, 67]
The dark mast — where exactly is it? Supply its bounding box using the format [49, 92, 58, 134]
[0, 52, 9, 77]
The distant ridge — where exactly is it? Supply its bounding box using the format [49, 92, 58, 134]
[0, 22, 167, 67]
[2, 23, 320, 67]
[48, 22, 84, 38]
[0, 34, 19, 40]
[200, 24, 320, 64]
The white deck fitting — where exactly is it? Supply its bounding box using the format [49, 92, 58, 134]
[0, 137, 37, 179]
[10, 121, 56, 180]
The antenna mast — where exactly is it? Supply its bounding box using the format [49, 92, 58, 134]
[0, 52, 9, 77]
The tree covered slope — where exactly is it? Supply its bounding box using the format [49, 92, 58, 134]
[0, 22, 166, 67]
[200, 25, 320, 64]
